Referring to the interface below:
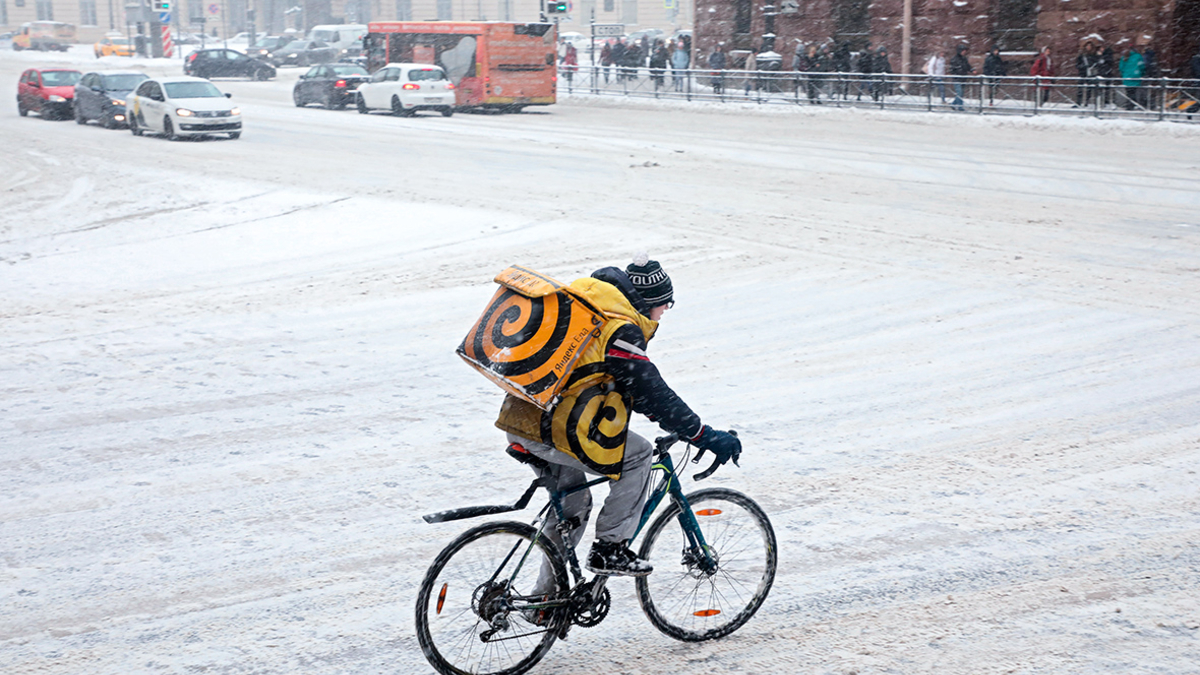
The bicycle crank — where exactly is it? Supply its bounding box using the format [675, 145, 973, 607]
[570, 579, 611, 628]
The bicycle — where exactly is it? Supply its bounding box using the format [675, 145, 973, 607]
[415, 433, 778, 675]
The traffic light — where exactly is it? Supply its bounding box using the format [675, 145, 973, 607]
[546, 1, 568, 14]
[153, 0, 170, 11]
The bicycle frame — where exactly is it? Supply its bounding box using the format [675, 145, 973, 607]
[532, 438, 716, 587]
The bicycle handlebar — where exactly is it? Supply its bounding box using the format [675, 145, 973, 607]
[654, 429, 739, 481]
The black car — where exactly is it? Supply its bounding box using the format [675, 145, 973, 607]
[245, 35, 292, 62]
[73, 71, 148, 128]
[184, 48, 276, 80]
[272, 40, 338, 67]
[293, 63, 369, 109]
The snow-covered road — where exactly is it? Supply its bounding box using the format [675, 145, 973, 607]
[2, 47, 1199, 674]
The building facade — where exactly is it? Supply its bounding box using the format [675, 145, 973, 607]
[1, 0, 694, 44]
[694, 0, 1200, 78]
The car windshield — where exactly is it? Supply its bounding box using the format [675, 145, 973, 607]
[110, 38, 130, 46]
[283, 40, 308, 51]
[408, 68, 446, 81]
[163, 81, 224, 99]
[103, 73, 147, 90]
[329, 65, 367, 76]
[41, 71, 81, 86]
[263, 37, 288, 49]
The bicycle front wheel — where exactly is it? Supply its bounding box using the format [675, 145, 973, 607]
[416, 521, 569, 675]
[636, 488, 777, 641]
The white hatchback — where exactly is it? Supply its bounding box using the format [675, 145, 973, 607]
[355, 63, 455, 117]
[126, 76, 242, 140]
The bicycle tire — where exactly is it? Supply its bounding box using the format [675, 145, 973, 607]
[636, 488, 777, 641]
[416, 521, 569, 675]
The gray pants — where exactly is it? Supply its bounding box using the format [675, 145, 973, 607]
[506, 431, 654, 592]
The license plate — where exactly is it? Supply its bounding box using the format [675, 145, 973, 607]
[425, 96, 443, 102]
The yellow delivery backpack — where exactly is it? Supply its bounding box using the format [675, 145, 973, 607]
[458, 266, 606, 410]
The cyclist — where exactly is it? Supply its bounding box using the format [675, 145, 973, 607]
[497, 255, 742, 579]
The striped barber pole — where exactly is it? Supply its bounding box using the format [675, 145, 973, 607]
[161, 26, 174, 57]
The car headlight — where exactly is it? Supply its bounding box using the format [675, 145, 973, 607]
[49, 95, 67, 102]
[110, 98, 124, 107]
[230, 107, 241, 116]
[288, 53, 297, 58]
[175, 108, 194, 117]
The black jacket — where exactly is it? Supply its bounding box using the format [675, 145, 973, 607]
[950, 52, 973, 76]
[590, 267, 703, 439]
[984, 53, 1007, 76]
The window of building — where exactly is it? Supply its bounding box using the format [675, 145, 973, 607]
[991, 0, 1038, 52]
[395, 0, 411, 20]
[734, 0, 750, 34]
[497, 0, 510, 21]
[436, 0, 452, 20]
[79, 0, 98, 26]
[36, 0, 53, 20]
[832, 0, 870, 49]
[1, 0, 8, 26]
[604, 0, 613, 11]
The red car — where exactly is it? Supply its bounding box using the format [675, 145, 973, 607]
[17, 68, 82, 119]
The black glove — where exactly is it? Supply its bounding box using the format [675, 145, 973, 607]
[692, 426, 741, 479]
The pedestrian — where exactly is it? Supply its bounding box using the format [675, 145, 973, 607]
[497, 257, 742, 583]
[649, 39, 668, 90]
[623, 40, 642, 83]
[600, 39, 613, 84]
[800, 44, 821, 103]
[743, 47, 757, 96]
[1030, 46, 1054, 104]
[1075, 40, 1099, 107]
[816, 43, 833, 100]
[872, 46, 892, 101]
[983, 46, 1007, 105]
[949, 44, 973, 110]
[611, 38, 626, 82]
[671, 39, 690, 92]
[833, 41, 851, 100]
[709, 43, 727, 95]
[1143, 45, 1158, 108]
[855, 44, 874, 101]
[561, 42, 578, 87]
[1119, 46, 1145, 109]
[1098, 45, 1116, 106]
[1191, 44, 1200, 100]
[924, 49, 947, 102]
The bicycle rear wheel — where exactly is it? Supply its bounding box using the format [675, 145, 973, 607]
[416, 521, 569, 675]
[635, 488, 777, 641]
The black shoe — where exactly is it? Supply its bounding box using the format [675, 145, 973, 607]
[586, 541, 653, 577]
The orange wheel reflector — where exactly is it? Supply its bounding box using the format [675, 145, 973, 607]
[694, 609, 722, 617]
[695, 509, 723, 516]
[436, 583, 448, 615]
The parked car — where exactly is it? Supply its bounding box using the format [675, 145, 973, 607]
[308, 24, 367, 51]
[74, 71, 148, 128]
[17, 68, 81, 119]
[184, 48, 276, 80]
[94, 35, 133, 57]
[245, 35, 291, 61]
[337, 37, 364, 61]
[355, 63, 455, 117]
[272, 39, 337, 67]
[12, 21, 75, 51]
[173, 32, 203, 46]
[293, 63, 369, 109]
[126, 76, 242, 140]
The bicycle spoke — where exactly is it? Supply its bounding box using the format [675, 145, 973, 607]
[637, 489, 777, 641]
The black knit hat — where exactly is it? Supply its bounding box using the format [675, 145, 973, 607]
[626, 253, 674, 307]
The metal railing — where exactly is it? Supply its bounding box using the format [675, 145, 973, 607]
[555, 65, 1200, 122]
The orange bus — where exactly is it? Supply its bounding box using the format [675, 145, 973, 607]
[364, 22, 556, 112]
